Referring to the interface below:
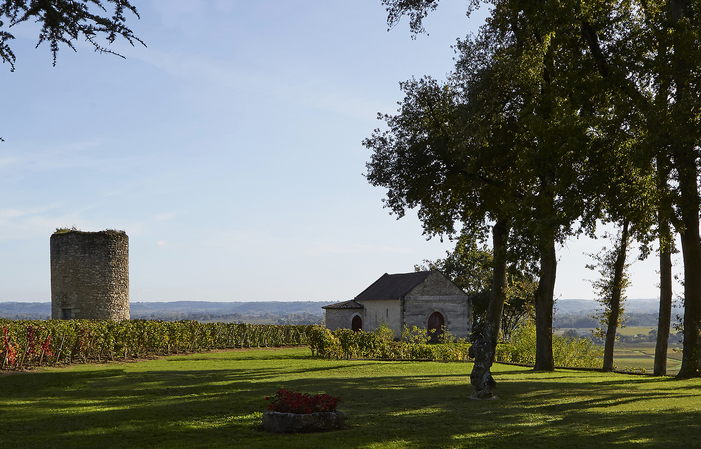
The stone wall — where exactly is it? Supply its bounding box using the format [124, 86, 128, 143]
[409, 271, 466, 297]
[325, 308, 362, 331]
[50, 230, 129, 320]
[404, 271, 471, 338]
[360, 299, 402, 338]
[404, 295, 471, 338]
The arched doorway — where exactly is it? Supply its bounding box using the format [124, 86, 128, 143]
[427, 312, 445, 342]
[351, 315, 362, 332]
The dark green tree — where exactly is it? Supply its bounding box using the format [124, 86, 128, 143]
[645, 0, 701, 380]
[373, 0, 606, 373]
[414, 230, 493, 298]
[364, 72, 516, 355]
[575, 0, 701, 378]
[379, 0, 701, 378]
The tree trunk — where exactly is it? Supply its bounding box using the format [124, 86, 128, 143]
[534, 231, 556, 371]
[602, 221, 630, 372]
[487, 218, 510, 352]
[654, 205, 673, 375]
[675, 152, 701, 379]
[677, 227, 701, 379]
[469, 218, 510, 399]
[663, 0, 701, 380]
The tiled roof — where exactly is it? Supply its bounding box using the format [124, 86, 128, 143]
[354, 271, 433, 302]
[321, 299, 364, 309]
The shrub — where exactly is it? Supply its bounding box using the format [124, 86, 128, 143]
[307, 323, 472, 362]
[500, 319, 603, 368]
[306, 325, 341, 358]
[401, 325, 429, 344]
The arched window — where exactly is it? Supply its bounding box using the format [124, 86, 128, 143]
[427, 312, 445, 342]
[351, 315, 363, 332]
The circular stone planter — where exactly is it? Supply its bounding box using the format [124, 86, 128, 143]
[261, 410, 345, 433]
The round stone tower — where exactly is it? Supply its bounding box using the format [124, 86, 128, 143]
[50, 229, 129, 320]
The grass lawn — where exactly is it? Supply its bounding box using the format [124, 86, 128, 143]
[2, 347, 700, 448]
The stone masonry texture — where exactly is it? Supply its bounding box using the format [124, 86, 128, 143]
[50, 230, 129, 320]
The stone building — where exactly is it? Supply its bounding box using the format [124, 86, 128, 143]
[323, 270, 471, 340]
[50, 229, 129, 320]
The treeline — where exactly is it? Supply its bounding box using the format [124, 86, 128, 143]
[130, 301, 327, 316]
[563, 328, 684, 346]
[0, 302, 50, 320]
[129, 312, 323, 325]
[555, 313, 666, 329]
[0, 302, 325, 324]
[1, 319, 311, 371]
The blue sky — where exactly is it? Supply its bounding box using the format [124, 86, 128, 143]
[0, 1, 672, 303]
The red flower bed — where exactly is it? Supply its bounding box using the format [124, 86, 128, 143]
[265, 389, 341, 414]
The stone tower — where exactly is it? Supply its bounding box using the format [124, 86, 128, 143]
[50, 229, 129, 320]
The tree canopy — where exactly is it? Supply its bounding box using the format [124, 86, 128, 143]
[372, 0, 701, 378]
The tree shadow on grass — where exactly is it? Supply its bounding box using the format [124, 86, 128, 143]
[1, 352, 700, 448]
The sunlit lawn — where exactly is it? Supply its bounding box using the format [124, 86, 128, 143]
[1, 347, 700, 448]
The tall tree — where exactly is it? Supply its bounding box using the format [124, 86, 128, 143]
[660, 0, 701, 379]
[654, 164, 675, 376]
[378, 0, 606, 372]
[363, 73, 517, 351]
[364, 46, 524, 396]
[607, 0, 701, 378]
[379, 0, 701, 378]
[644, 7, 678, 376]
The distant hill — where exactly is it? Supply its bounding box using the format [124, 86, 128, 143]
[130, 301, 327, 315]
[0, 302, 50, 320]
[129, 301, 326, 324]
[0, 298, 677, 326]
[555, 298, 677, 315]
[0, 301, 326, 324]
[554, 298, 682, 329]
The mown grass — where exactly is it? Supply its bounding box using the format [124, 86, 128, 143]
[1, 347, 700, 448]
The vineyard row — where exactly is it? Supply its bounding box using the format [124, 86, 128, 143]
[1, 319, 313, 371]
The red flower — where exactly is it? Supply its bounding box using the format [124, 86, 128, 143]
[265, 389, 342, 414]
